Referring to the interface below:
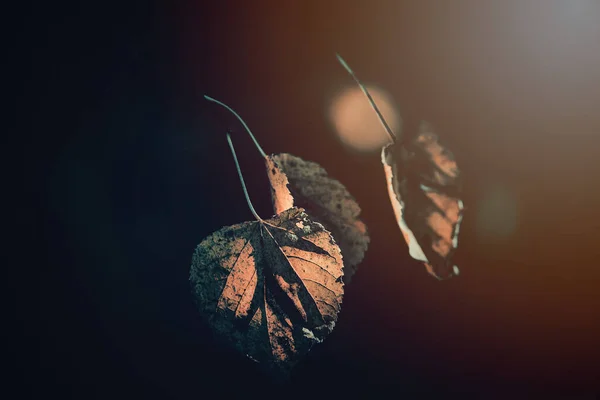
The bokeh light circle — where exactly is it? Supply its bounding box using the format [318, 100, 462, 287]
[329, 85, 401, 152]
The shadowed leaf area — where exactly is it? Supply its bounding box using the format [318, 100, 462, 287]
[190, 207, 344, 378]
[266, 154, 369, 283]
[382, 121, 464, 280]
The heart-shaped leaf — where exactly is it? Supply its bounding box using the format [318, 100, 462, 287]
[190, 134, 344, 377]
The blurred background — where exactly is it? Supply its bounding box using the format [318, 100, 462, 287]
[20, 0, 600, 397]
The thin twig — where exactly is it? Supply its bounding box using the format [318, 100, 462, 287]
[205, 95, 268, 158]
[226, 133, 263, 222]
[335, 53, 397, 144]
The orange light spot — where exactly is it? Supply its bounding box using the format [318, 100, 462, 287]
[329, 86, 400, 152]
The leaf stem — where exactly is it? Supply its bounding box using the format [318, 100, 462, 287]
[335, 53, 397, 144]
[205, 95, 268, 158]
[226, 133, 263, 222]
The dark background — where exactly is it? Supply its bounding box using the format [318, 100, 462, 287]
[19, 0, 600, 397]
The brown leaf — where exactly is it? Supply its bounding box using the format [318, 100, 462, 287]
[190, 207, 344, 376]
[382, 121, 464, 280]
[190, 131, 345, 378]
[266, 153, 369, 283]
[336, 54, 465, 280]
[203, 94, 369, 284]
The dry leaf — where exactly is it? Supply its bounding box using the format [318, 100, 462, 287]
[266, 154, 369, 283]
[337, 54, 465, 280]
[190, 134, 344, 377]
[204, 95, 370, 284]
[381, 122, 464, 280]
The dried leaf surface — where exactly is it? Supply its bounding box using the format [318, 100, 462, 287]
[382, 121, 464, 280]
[190, 207, 344, 376]
[266, 153, 369, 283]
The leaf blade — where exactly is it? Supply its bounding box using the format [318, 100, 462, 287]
[381, 122, 465, 280]
[190, 207, 344, 376]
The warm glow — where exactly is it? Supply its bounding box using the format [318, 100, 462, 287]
[329, 85, 400, 152]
